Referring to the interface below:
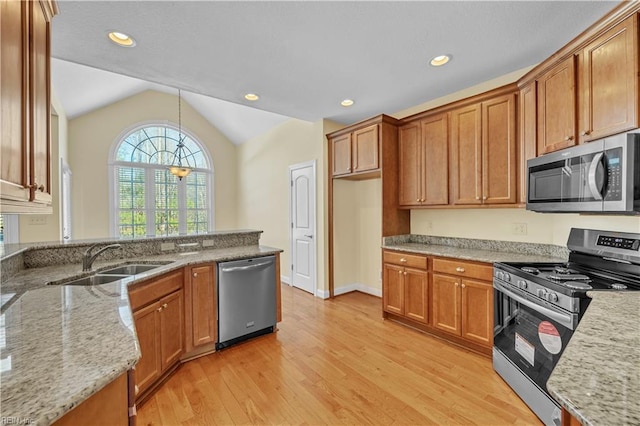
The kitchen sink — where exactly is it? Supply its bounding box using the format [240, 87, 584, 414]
[61, 274, 130, 286]
[98, 264, 167, 275]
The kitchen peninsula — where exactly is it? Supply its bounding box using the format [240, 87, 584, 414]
[0, 230, 282, 425]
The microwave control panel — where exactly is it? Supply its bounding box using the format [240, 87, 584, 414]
[604, 149, 622, 201]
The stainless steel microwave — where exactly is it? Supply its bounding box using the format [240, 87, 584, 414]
[527, 132, 640, 214]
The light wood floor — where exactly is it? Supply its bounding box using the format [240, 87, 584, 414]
[138, 285, 541, 425]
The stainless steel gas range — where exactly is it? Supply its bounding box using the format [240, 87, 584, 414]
[492, 228, 640, 426]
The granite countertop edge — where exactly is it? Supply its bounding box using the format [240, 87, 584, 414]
[2, 244, 283, 426]
[546, 292, 640, 426]
[382, 242, 567, 263]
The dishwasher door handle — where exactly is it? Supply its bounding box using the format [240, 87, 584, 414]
[220, 259, 274, 273]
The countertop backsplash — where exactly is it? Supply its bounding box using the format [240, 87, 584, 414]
[383, 234, 570, 260]
[0, 230, 262, 283]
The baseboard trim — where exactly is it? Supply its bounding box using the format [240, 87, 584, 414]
[280, 275, 291, 285]
[316, 288, 330, 299]
[334, 283, 382, 298]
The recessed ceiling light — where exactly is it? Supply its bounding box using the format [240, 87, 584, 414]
[341, 99, 354, 107]
[245, 93, 259, 101]
[108, 31, 136, 47]
[430, 54, 451, 67]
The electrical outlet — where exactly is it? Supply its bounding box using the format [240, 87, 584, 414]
[28, 216, 47, 226]
[511, 223, 528, 235]
[160, 242, 175, 251]
[202, 239, 215, 247]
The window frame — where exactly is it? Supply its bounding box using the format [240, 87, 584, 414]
[108, 121, 215, 238]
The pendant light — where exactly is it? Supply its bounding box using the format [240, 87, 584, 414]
[168, 89, 192, 180]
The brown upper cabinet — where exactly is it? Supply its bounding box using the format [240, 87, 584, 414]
[0, 0, 56, 213]
[518, 82, 537, 204]
[578, 14, 638, 143]
[331, 124, 379, 177]
[450, 92, 517, 205]
[399, 113, 449, 206]
[535, 13, 639, 155]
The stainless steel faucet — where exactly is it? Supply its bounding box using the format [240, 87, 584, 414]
[82, 243, 123, 271]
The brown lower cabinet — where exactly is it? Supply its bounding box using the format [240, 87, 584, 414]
[382, 250, 494, 355]
[382, 251, 429, 324]
[184, 264, 217, 356]
[129, 270, 185, 399]
[52, 372, 129, 426]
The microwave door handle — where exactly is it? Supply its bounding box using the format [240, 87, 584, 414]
[587, 152, 605, 201]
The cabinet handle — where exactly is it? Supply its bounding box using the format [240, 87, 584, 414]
[163, 303, 168, 309]
[134, 385, 139, 395]
[482, 196, 487, 200]
[461, 284, 466, 288]
[347, 167, 352, 172]
[400, 258, 407, 263]
[398, 270, 403, 275]
[193, 272, 198, 277]
[580, 131, 590, 136]
[475, 196, 480, 200]
[403, 272, 407, 276]
[157, 307, 163, 312]
[564, 135, 574, 141]
[416, 198, 420, 202]
[455, 282, 459, 287]
[455, 267, 465, 273]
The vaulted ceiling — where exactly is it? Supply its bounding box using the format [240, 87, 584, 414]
[51, 1, 619, 144]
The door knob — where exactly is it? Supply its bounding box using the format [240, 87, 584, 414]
[304, 234, 313, 239]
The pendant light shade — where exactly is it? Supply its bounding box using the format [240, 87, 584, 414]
[169, 89, 192, 180]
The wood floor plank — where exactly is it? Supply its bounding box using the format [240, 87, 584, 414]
[138, 285, 542, 425]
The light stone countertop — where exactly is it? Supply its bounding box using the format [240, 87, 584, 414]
[382, 242, 568, 264]
[547, 292, 640, 426]
[0, 244, 282, 425]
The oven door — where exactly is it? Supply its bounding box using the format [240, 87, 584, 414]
[493, 280, 576, 392]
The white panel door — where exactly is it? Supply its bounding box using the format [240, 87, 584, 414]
[290, 161, 316, 295]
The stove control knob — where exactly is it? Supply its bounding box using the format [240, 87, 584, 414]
[504, 273, 511, 282]
[517, 280, 528, 289]
[547, 292, 559, 302]
[537, 289, 547, 298]
[496, 271, 504, 280]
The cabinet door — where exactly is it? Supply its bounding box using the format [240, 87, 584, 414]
[398, 122, 421, 206]
[188, 265, 216, 349]
[519, 82, 537, 204]
[482, 93, 516, 204]
[132, 302, 161, 394]
[352, 124, 379, 173]
[404, 267, 428, 324]
[579, 15, 638, 142]
[431, 274, 461, 335]
[450, 103, 482, 205]
[159, 290, 184, 371]
[421, 113, 449, 205]
[461, 279, 493, 347]
[0, 0, 30, 205]
[331, 133, 352, 176]
[537, 56, 576, 154]
[382, 263, 404, 315]
[29, 0, 51, 205]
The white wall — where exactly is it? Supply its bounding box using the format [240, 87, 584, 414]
[18, 88, 69, 243]
[411, 209, 639, 245]
[236, 118, 342, 295]
[67, 90, 238, 239]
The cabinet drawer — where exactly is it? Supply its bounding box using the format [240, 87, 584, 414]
[383, 251, 427, 269]
[129, 270, 184, 311]
[433, 258, 492, 281]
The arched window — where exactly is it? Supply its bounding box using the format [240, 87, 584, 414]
[110, 124, 213, 238]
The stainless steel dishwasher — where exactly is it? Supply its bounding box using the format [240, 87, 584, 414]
[216, 255, 277, 349]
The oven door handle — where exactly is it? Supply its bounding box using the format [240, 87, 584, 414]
[494, 281, 575, 330]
